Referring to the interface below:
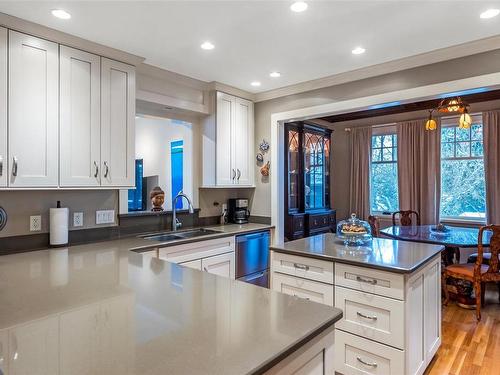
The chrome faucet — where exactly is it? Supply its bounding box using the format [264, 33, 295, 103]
[172, 191, 194, 231]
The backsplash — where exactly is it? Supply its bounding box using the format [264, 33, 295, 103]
[0, 190, 119, 238]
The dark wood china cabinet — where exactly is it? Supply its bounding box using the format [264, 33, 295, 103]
[284, 122, 336, 241]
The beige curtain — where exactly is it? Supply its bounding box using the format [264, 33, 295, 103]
[349, 127, 372, 220]
[483, 111, 500, 224]
[397, 119, 441, 224]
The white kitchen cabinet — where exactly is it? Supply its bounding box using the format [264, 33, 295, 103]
[60, 46, 101, 187]
[204, 91, 254, 187]
[8, 31, 59, 187]
[179, 258, 202, 270]
[101, 57, 135, 187]
[272, 272, 334, 306]
[7, 316, 59, 375]
[0, 27, 6, 188]
[202, 252, 235, 279]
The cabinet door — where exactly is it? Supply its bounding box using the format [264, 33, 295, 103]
[60, 46, 101, 187]
[8, 316, 59, 375]
[0, 28, 6, 187]
[201, 252, 235, 279]
[8, 31, 59, 187]
[233, 97, 254, 186]
[101, 58, 135, 187]
[216, 92, 234, 185]
[179, 259, 202, 270]
[60, 304, 100, 375]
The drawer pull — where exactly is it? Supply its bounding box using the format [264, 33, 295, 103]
[293, 294, 310, 301]
[294, 263, 309, 271]
[356, 356, 378, 368]
[356, 275, 377, 285]
[356, 311, 378, 320]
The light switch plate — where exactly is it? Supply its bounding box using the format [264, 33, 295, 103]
[96, 210, 115, 225]
[73, 212, 84, 227]
[30, 215, 42, 232]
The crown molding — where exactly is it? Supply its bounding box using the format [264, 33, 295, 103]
[255, 34, 500, 103]
[208, 81, 256, 101]
[0, 12, 145, 66]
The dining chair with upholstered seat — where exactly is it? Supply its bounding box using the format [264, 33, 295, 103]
[368, 215, 381, 237]
[443, 225, 500, 321]
[392, 210, 421, 227]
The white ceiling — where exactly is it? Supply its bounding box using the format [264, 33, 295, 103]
[1, 1, 500, 93]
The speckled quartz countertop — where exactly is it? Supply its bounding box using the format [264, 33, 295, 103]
[271, 233, 443, 273]
[0, 224, 342, 375]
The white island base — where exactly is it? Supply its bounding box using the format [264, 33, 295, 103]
[271, 250, 441, 375]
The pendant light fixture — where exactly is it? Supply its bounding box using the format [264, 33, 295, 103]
[425, 96, 471, 131]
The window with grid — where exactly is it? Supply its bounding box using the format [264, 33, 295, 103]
[370, 133, 399, 213]
[440, 115, 486, 221]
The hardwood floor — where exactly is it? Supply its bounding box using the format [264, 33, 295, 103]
[425, 286, 500, 375]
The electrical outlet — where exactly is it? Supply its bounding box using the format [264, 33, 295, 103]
[30, 215, 42, 232]
[73, 212, 84, 227]
[96, 210, 115, 225]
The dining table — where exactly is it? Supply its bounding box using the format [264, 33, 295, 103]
[381, 224, 492, 308]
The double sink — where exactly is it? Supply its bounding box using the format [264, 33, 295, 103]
[141, 228, 222, 243]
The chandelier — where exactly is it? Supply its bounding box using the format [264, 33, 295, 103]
[425, 97, 472, 131]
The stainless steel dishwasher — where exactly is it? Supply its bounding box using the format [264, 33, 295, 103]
[235, 230, 270, 288]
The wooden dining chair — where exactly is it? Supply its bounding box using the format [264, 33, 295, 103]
[392, 210, 421, 226]
[443, 225, 500, 321]
[368, 215, 381, 237]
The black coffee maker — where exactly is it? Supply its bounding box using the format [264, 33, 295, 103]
[228, 199, 250, 224]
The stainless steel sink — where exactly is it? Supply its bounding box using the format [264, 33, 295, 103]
[142, 228, 221, 242]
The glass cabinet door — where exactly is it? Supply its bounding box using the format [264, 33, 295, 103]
[287, 129, 300, 211]
[303, 131, 326, 210]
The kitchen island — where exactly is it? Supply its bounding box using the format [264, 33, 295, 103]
[0, 228, 342, 375]
[271, 233, 443, 375]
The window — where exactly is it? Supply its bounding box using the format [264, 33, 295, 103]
[440, 115, 486, 221]
[370, 133, 399, 213]
[128, 159, 144, 211]
[171, 140, 184, 209]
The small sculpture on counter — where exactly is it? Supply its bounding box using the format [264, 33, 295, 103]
[150, 186, 165, 211]
[260, 161, 270, 176]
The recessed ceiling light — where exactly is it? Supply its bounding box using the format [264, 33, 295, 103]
[251, 81, 261, 87]
[269, 71, 281, 78]
[480, 8, 500, 19]
[352, 46, 366, 55]
[51, 9, 71, 20]
[290, 2, 308, 13]
[200, 41, 215, 50]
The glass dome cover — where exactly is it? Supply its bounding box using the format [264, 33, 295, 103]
[336, 213, 372, 245]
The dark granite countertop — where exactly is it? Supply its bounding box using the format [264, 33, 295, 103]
[0, 224, 342, 375]
[271, 233, 443, 273]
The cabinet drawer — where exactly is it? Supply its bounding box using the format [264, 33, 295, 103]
[179, 259, 202, 270]
[159, 236, 235, 264]
[292, 215, 304, 232]
[335, 263, 404, 300]
[335, 286, 405, 349]
[308, 213, 330, 230]
[272, 251, 333, 284]
[335, 329, 404, 375]
[272, 272, 334, 306]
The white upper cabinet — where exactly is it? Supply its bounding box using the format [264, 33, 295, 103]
[8, 31, 59, 187]
[101, 58, 135, 187]
[0, 27, 6, 187]
[213, 91, 254, 187]
[233, 97, 254, 185]
[60, 46, 101, 187]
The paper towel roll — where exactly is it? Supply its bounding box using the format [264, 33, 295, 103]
[50, 206, 69, 246]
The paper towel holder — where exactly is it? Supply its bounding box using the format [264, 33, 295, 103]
[0, 206, 6, 231]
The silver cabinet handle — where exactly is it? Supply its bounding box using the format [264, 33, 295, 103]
[232, 169, 236, 181]
[356, 275, 377, 285]
[293, 294, 310, 300]
[357, 311, 378, 320]
[94, 161, 99, 178]
[0, 155, 3, 176]
[203, 267, 208, 272]
[356, 356, 377, 367]
[293, 263, 309, 271]
[103, 161, 109, 178]
[12, 157, 18, 177]
[237, 169, 241, 181]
